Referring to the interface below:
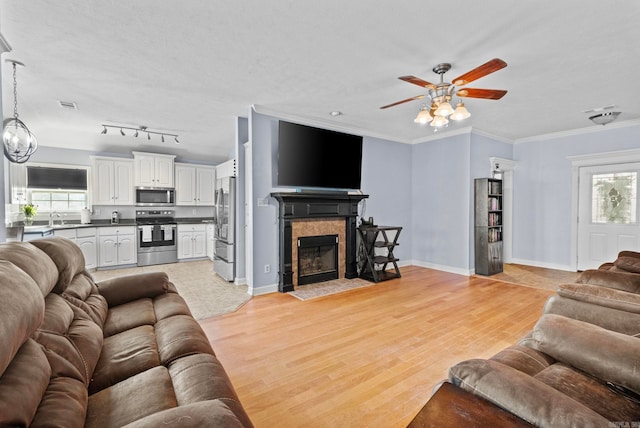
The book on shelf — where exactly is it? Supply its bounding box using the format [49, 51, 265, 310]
[488, 180, 502, 195]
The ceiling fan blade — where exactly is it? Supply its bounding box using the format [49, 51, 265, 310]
[452, 58, 507, 86]
[398, 75, 436, 89]
[380, 94, 425, 109]
[456, 88, 507, 100]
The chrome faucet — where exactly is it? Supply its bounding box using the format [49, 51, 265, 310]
[49, 211, 63, 226]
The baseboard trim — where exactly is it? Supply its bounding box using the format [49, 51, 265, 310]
[252, 283, 279, 296]
[509, 258, 575, 272]
[409, 259, 473, 276]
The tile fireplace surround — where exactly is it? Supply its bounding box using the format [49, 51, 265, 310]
[271, 192, 368, 292]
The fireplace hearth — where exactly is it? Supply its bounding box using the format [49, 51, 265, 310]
[272, 192, 368, 292]
[298, 234, 339, 285]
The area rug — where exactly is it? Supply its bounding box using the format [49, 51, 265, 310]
[288, 277, 373, 300]
[91, 260, 251, 320]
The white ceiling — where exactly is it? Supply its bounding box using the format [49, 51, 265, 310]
[1, 1, 640, 163]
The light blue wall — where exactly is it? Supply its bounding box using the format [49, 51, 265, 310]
[360, 136, 412, 261]
[513, 124, 640, 267]
[411, 133, 472, 271]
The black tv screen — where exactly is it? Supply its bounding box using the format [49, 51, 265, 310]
[277, 121, 363, 190]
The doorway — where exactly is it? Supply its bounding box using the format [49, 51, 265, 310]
[577, 163, 640, 270]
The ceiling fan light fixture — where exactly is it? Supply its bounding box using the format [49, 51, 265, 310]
[589, 111, 621, 126]
[450, 101, 471, 121]
[430, 115, 449, 128]
[414, 106, 433, 124]
[434, 100, 454, 117]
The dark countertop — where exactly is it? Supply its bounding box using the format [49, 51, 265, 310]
[18, 217, 214, 234]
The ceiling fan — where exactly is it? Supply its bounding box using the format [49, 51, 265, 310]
[381, 58, 508, 127]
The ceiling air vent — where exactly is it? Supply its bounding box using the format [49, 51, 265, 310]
[58, 100, 78, 110]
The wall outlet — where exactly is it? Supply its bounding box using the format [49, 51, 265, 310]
[264, 264, 271, 273]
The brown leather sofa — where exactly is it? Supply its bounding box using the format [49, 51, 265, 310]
[422, 252, 640, 427]
[0, 237, 253, 427]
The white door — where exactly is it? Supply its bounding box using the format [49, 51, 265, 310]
[577, 163, 640, 270]
[117, 234, 136, 265]
[98, 235, 118, 267]
[155, 157, 174, 187]
[193, 232, 207, 258]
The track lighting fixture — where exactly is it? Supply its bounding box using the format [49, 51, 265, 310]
[100, 124, 180, 144]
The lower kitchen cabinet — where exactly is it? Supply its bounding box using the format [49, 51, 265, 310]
[54, 227, 97, 270]
[98, 226, 136, 267]
[177, 224, 207, 260]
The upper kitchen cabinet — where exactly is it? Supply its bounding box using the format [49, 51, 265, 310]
[175, 163, 215, 206]
[91, 157, 134, 205]
[133, 152, 175, 187]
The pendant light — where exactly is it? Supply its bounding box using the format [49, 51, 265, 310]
[3, 60, 38, 163]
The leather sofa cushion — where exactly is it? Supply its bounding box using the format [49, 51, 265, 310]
[63, 271, 108, 327]
[489, 345, 555, 377]
[449, 359, 609, 427]
[155, 315, 215, 365]
[103, 298, 157, 338]
[0, 261, 45, 375]
[32, 237, 86, 293]
[30, 376, 88, 428]
[0, 242, 58, 295]
[121, 399, 246, 428]
[529, 314, 640, 395]
[614, 256, 640, 274]
[90, 325, 161, 394]
[32, 293, 103, 384]
[0, 339, 51, 426]
[86, 366, 178, 428]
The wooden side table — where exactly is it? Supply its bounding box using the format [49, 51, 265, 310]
[407, 382, 533, 428]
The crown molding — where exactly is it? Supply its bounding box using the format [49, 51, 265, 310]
[515, 118, 640, 144]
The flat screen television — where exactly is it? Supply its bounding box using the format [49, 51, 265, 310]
[277, 121, 363, 190]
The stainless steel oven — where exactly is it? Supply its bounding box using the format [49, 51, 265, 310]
[136, 210, 178, 266]
[136, 187, 175, 206]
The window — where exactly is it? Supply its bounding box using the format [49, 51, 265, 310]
[591, 171, 637, 224]
[30, 190, 87, 212]
[26, 165, 89, 212]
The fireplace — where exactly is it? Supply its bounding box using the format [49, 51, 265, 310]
[271, 192, 368, 292]
[297, 234, 338, 285]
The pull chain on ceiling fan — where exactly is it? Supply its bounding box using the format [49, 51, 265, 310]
[381, 58, 508, 128]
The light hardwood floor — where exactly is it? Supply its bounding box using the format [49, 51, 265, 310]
[199, 266, 555, 428]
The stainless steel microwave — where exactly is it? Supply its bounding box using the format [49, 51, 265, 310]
[135, 187, 175, 206]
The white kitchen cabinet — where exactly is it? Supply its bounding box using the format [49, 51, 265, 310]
[98, 226, 136, 267]
[53, 227, 97, 269]
[206, 224, 214, 260]
[133, 152, 175, 187]
[175, 163, 215, 206]
[177, 224, 207, 260]
[91, 157, 134, 205]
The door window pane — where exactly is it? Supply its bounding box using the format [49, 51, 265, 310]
[592, 172, 637, 224]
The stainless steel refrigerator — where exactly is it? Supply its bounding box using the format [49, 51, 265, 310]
[214, 176, 235, 281]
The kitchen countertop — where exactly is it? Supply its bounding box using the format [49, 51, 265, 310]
[17, 217, 214, 234]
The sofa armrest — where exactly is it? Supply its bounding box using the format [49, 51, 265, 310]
[96, 272, 173, 307]
[121, 399, 252, 428]
[577, 269, 640, 293]
[526, 314, 640, 395]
